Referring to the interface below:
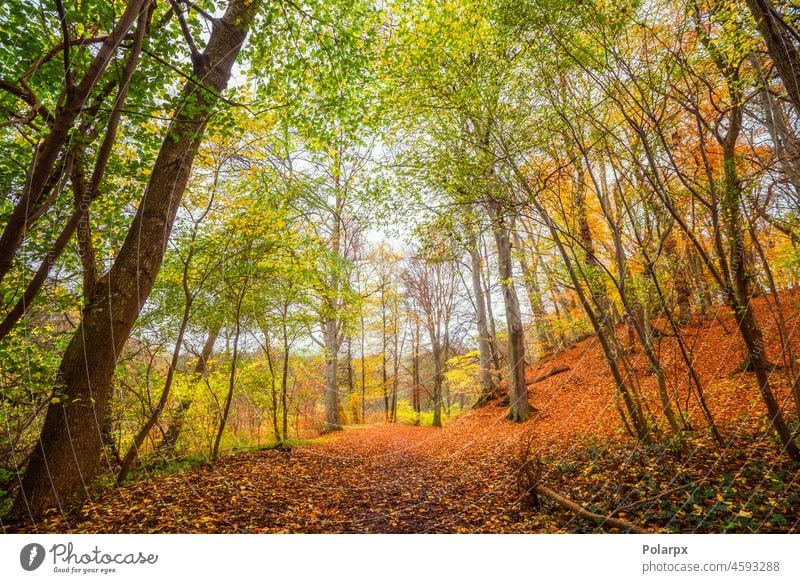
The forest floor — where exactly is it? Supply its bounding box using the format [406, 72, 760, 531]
[7, 290, 800, 533]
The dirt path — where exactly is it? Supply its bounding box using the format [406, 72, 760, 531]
[20, 420, 555, 533]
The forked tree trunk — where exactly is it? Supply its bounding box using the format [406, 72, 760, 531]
[0, 0, 150, 285]
[9, 0, 257, 522]
[0, 8, 148, 341]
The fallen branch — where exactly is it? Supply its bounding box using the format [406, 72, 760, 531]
[530, 364, 570, 384]
[535, 484, 648, 534]
[514, 437, 648, 534]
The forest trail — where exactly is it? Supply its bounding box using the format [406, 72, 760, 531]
[14, 290, 800, 534]
[25, 420, 553, 534]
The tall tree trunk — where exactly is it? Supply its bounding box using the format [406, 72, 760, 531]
[490, 201, 531, 422]
[323, 317, 342, 432]
[411, 316, 421, 415]
[481, 235, 503, 375]
[381, 274, 389, 422]
[360, 302, 367, 423]
[390, 322, 399, 423]
[648, 263, 723, 445]
[506, 156, 650, 440]
[322, 165, 344, 433]
[572, 160, 617, 340]
[513, 230, 554, 356]
[281, 316, 290, 441]
[468, 233, 496, 404]
[721, 137, 799, 459]
[9, 0, 257, 522]
[745, 0, 800, 114]
[263, 326, 281, 442]
[431, 336, 443, 428]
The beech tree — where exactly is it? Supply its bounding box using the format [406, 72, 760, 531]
[9, 0, 259, 521]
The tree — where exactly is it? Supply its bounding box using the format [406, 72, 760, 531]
[10, 0, 259, 521]
[404, 255, 460, 427]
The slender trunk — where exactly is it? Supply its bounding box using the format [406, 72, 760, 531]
[360, 303, 366, 423]
[263, 327, 281, 443]
[381, 276, 389, 422]
[345, 336, 355, 422]
[118, 297, 192, 482]
[751, 54, 800, 196]
[490, 201, 531, 422]
[323, 168, 343, 432]
[431, 336, 443, 428]
[722, 137, 798, 459]
[213, 277, 248, 459]
[573, 159, 616, 338]
[649, 265, 723, 445]
[9, 0, 257, 521]
[747, 218, 800, 418]
[469, 237, 495, 404]
[506, 156, 649, 440]
[412, 317, 421, 415]
[513, 231, 554, 356]
[590, 155, 683, 436]
[482, 235, 502, 375]
[281, 315, 290, 441]
[557, 228, 650, 440]
[160, 324, 220, 451]
[390, 332, 399, 423]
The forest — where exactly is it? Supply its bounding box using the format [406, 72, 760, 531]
[0, 0, 799, 534]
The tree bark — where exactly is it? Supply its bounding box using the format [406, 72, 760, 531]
[490, 202, 531, 422]
[323, 317, 342, 432]
[468, 231, 496, 404]
[431, 335, 443, 428]
[745, 0, 800, 114]
[0, 7, 148, 341]
[513, 230, 554, 355]
[281, 315, 290, 441]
